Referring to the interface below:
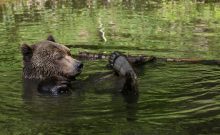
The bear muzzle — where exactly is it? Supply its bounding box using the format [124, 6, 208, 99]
[67, 62, 83, 80]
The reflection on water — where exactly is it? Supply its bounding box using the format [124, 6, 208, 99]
[0, 0, 220, 135]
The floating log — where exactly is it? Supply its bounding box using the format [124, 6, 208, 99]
[74, 52, 156, 65]
[74, 51, 220, 66]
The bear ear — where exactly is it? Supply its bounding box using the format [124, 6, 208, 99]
[21, 44, 33, 61]
[47, 35, 56, 42]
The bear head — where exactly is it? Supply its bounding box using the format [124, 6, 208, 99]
[21, 35, 83, 80]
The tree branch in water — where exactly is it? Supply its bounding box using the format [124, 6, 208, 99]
[74, 51, 220, 66]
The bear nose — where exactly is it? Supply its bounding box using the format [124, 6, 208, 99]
[77, 63, 84, 70]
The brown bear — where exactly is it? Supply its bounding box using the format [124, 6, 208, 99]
[21, 35, 83, 80]
[21, 35, 138, 96]
[21, 35, 83, 95]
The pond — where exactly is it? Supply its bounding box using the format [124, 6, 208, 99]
[0, 0, 220, 135]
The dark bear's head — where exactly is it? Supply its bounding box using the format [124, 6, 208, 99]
[21, 35, 83, 80]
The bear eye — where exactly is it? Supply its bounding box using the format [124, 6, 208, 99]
[67, 51, 72, 56]
[55, 54, 63, 60]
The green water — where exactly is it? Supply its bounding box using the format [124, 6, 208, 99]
[0, 0, 220, 135]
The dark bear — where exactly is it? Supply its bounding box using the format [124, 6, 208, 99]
[21, 35, 138, 97]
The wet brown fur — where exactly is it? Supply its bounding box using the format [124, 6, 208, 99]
[21, 37, 80, 79]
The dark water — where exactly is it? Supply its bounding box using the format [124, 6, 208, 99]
[0, 0, 220, 135]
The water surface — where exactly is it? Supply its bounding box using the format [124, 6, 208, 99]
[0, 0, 219, 135]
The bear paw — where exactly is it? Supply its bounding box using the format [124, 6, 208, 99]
[109, 52, 136, 77]
[109, 51, 122, 68]
[37, 77, 71, 95]
[109, 52, 139, 95]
